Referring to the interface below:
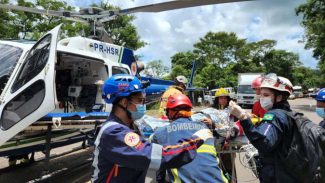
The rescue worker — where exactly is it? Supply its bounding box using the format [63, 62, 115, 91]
[159, 75, 188, 118]
[212, 88, 231, 110]
[251, 75, 267, 118]
[229, 73, 299, 183]
[316, 88, 325, 128]
[91, 74, 212, 183]
[151, 93, 228, 183]
[211, 88, 237, 180]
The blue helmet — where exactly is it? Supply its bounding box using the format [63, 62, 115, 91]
[316, 88, 325, 102]
[102, 74, 145, 104]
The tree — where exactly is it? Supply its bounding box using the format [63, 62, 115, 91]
[171, 51, 197, 71]
[0, 0, 18, 39]
[142, 60, 169, 78]
[292, 66, 324, 89]
[170, 31, 306, 89]
[0, 0, 145, 51]
[96, 2, 146, 50]
[296, 0, 325, 85]
[170, 65, 189, 81]
[296, 1, 325, 62]
[263, 50, 301, 81]
[193, 32, 246, 67]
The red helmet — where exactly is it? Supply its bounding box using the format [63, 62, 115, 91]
[251, 75, 263, 89]
[166, 93, 192, 109]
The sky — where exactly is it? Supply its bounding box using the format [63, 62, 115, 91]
[68, 0, 318, 69]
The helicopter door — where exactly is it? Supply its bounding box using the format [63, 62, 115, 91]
[0, 25, 61, 146]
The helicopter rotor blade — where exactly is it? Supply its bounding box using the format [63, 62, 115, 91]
[0, 3, 80, 18]
[99, 0, 253, 23]
[115, 0, 253, 14]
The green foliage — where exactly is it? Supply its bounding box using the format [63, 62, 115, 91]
[0, 0, 17, 39]
[142, 60, 169, 78]
[263, 50, 301, 81]
[0, 0, 145, 51]
[170, 65, 190, 80]
[97, 2, 146, 50]
[296, 0, 325, 86]
[171, 31, 319, 89]
[296, 0, 325, 61]
[292, 66, 322, 88]
[194, 32, 246, 67]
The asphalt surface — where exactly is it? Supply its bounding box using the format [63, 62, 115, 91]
[0, 98, 322, 183]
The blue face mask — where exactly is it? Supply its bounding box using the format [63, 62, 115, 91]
[129, 104, 146, 121]
[316, 107, 325, 118]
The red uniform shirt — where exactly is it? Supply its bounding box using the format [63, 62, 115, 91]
[252, 101, 267, 117]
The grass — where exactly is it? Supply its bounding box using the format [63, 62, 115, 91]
[146, 101, 160, 117]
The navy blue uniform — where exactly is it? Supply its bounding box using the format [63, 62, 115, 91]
[319, 120, 325, 128]
[151, 118, 228, 183]
[91, 114, 204, 183]
[240, 101, 298, 183]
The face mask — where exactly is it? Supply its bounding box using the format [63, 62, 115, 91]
[260, 97, 273, 110]
[316, 107, 325, 118]
[129, 104, 146, 121]
[255, 95, 261, 100]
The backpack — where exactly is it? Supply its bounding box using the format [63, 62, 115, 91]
[275, 109, 325, 183]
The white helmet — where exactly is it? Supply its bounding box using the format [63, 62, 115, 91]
[261, 73, 293, 95]
[175, 75, 188, 85]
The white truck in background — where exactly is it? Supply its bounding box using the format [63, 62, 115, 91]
[293, 86, 303, 98]
[237, 73, 262, 108]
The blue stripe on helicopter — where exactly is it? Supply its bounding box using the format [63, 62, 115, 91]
[44, 112, 109, 118]
[120, 47, 135, 67]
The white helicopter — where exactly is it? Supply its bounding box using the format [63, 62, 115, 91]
[0, 0, 252, 161]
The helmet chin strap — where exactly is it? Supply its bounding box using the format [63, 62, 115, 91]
[172, 111, 179, 120]
[167, 110, 179, 121]
[116, 103, 132, 119]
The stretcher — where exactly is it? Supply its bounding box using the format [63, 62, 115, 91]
[0, 112, 107, 158]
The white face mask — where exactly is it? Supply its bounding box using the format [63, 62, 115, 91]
[260, 97, 273, 110]
[255, 95, 261, 100]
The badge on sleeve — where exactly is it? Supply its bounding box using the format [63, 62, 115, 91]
[262, 114, 274, 121]
[124, 132, 140, 147]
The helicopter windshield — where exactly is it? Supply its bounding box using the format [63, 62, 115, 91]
[0, 44, 23, 96]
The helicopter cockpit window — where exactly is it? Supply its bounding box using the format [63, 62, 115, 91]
[1, 80, 45, 130]
[0, 44, 23, 96]
[11, 35, 52, 93]
[112, 66, 129, 75]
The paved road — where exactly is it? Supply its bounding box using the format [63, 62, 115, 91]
[0, 98, 322, 183]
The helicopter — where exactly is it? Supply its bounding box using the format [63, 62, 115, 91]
[0, 0, 252, 160]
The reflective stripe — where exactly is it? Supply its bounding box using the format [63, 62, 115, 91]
[197, 144, 217, 156]
[171, 168, 181, 183]
[197, 144, 229, 182]
[148, 143, 162, 170]
[91, 121, 119, 182]
[217, 156, 229, 183]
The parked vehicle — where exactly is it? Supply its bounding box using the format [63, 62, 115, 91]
[205, 87, 236, 105]
[0, 26, 172, 147]
[237, 73, 262, 108]
[307, 88, 318, 98]
[289, 93, 296, 100]
[293, 86, 303, 98]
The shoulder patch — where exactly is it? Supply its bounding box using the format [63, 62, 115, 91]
[262, 114, 274, 121]
[124, 132, 140, 147]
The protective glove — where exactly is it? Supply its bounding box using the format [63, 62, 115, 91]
[201, 117, 213, 127]
[229, 100, 247, 120]
[228, 126, 239, 139]
[193, 129, 213, 141]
